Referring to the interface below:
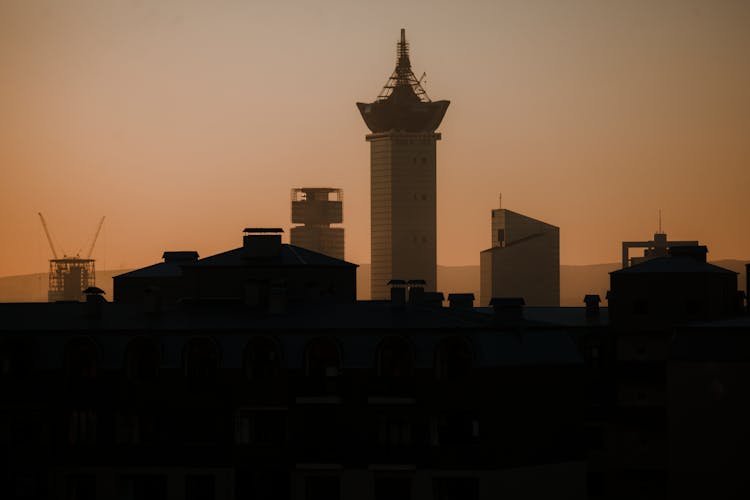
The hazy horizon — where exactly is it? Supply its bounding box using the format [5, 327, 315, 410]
[2, 0, 749, 277]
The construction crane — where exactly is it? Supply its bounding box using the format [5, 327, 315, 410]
[86, 216, 106, 259]
[37, 212, 59, 259]
[37, 212, 106, 301]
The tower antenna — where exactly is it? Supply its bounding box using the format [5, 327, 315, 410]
[658, 209, 662, 234]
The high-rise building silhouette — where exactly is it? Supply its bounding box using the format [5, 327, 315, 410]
[480, 208, 560, 306]
[357, 29, 449, 300]
[290, 187, 344, 260]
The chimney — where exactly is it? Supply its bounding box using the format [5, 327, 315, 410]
[243, 228, 283, 258]
[162, 251, 199, 263]
[448, 293, 475, 310]
[83, 286, 106, 318]
[388, 279, 406, 307]
[407, 279, 426, 305]
[490, 297, 525, 323]
[669, 245, 708, 263]
[584, 294, 601, 318]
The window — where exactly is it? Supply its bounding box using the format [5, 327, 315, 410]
[435, 337, 472, 380]
[116, 413, 158, 445]
[374, 476, 412, 500]
[633, 299, 649, 315]
[432, 477, 478, 500]
[376, 337, 413, 378]
[67, 474, 96, 500]
[431, 414, 479, 446]
[305, 338, 341, 378]
[186, 475, 215, 500]
[377, 416, 412, 447]
[0, 339, 32, 379]
[184, 337, 219, 389]
[235, 469, 289, 500]
[65, 338, 98, 382]
[68, 411, 97, 445]
[244, 337, 280, 381]
[497, 229, 505, 247]
[235, 409, 287, 445]
[119, 475, 166, 500]
[305, 476, 340, 500]
[124, 337, 160, 382]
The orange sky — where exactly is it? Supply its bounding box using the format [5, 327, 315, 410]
[1, 0, 749, 277]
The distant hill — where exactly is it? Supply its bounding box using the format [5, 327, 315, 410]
[1, 261, 746, 306]
[0, 269, 130, 302]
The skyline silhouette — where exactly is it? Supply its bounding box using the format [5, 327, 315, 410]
[1, 1, 750, 278]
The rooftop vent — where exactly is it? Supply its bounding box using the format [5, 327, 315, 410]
[669, 245, 708, 263]
[83, 286, 106, 318]
[388, 279, 407, 307]
[407, 279, 426, 305]
[162, 251, 199, 263]
[490, 297, 525, 323]
[243, 228, 283, 258]
[584, 294, 601, 318]
[448, 293, 475, 310]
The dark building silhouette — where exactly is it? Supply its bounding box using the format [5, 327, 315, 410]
[357, 29, 449, 300]
[479, 208, 560, 306]
[0, 294, 587, 500]
[290, 188, 345, 260]
[621, 231, 698, 268]
[608, 245, 738, 326]
[603, 245, 742, 499]
[114, 228, 357, 306]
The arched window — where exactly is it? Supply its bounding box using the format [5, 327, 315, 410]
[124, 337, 160, 382]
[65, 337, 98, 382]
[305, 338, 341, 377]
[0, 338, 32, 379]
[376, 336, 414, 378]
[435, 337, 472, 380]
[184, 337, 219, 388]
[244, 336, 281, 381]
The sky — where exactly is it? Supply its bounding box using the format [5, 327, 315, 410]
[1, 0, 749, 277]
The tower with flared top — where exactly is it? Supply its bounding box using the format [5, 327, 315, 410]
[357, 29, 449, 300]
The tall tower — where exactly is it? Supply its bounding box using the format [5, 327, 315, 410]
[357, 29, 449, 299]
[290, 187, 345, 260]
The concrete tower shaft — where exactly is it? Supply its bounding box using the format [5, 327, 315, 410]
[358, 30, 448, 299]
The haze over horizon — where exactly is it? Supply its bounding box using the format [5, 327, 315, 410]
[2, 0, 749, 277]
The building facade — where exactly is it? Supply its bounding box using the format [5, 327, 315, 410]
[357, 30, 449, 300]
[479, 209, 560, 306]
[0, 299, 585, 500]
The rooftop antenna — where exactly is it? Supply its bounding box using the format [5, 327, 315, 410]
[658, 209, 662, 234]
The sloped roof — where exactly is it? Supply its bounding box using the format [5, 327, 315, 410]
[114, 244, 356, 280]
[192, 245, 357, 268]
[611, 256, 736, 275]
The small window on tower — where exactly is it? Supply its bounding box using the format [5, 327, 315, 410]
[422, 157, 427, 164]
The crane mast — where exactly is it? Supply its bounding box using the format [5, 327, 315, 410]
[86, 216, 106, 259]
[37, 212, 59, 259]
